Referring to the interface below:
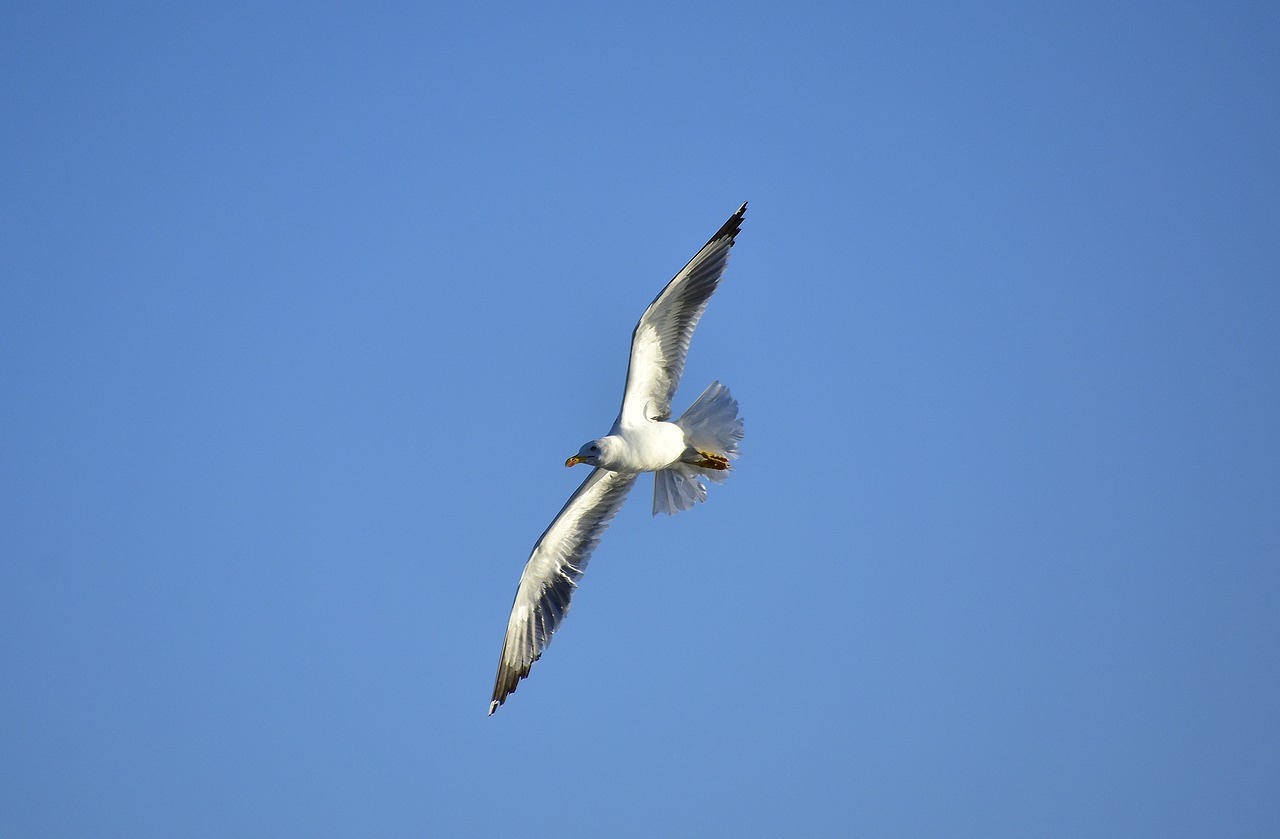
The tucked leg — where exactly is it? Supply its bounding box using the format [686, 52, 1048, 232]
[691, 450, 729, 470]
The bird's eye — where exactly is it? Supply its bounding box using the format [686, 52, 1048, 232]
[590, 445, 598, 452]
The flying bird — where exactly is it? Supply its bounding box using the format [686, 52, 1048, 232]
[489, 203, 748, 715]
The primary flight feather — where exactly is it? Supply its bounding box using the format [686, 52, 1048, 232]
[489, 203, 747, 715]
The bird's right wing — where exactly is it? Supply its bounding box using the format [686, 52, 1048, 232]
[490, 467, 638, 714]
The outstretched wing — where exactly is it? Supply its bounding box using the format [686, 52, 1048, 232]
[616, 203, 747, 426]
[490, 467, 638, 714]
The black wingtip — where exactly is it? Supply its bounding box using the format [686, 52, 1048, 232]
[704, 201, 748, 249]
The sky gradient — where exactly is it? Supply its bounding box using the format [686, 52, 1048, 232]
[3, 2, 1278, 836]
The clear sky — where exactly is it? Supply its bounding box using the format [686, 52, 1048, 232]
[3, 2, 1278, 836]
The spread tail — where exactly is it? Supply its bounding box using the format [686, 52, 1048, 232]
[652, 382, 744, 516]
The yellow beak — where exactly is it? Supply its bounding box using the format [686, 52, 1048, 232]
[565, 455, 586, 467]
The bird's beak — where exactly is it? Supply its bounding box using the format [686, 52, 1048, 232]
[565, 455, 585, 467]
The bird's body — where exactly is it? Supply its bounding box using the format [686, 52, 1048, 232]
[595, 424, 686, 471]
[489, 203, 748, 715]
[575, 421, 705, 473]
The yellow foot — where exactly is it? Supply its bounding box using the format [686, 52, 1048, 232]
[693, 450, 730, 470]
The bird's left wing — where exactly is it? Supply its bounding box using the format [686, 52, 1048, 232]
[490, 467, 638, 714]
[616, 203, 747, 427]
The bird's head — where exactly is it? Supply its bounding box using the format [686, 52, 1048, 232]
[565, 439, 607, 468]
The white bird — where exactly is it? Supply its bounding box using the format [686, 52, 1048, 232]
[489, 203, 748, 715]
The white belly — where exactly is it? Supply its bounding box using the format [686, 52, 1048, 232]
[602, 422, 687, 472]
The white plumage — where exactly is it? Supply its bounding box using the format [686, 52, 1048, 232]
[489, 203, 747, 714]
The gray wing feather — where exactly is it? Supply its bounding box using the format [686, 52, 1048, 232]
[617, 203, 747, 425]
[489, 467, 638, 714]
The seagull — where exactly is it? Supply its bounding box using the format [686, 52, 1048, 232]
[489, 203, 748, 715]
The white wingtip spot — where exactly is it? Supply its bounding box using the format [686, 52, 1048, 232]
[488, 700, 499, 716]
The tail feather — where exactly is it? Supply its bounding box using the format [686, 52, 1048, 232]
[652, 382, 744, 516]
[676, 381, 744, 459]
[653, 464, 708, 515]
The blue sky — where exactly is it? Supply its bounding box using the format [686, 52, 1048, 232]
[3, 2, 1278, 836]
